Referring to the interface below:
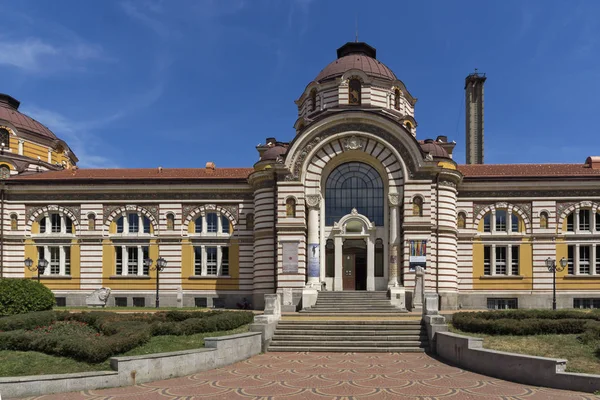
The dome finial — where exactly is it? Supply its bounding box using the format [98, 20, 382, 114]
[355, 15, 359, 43]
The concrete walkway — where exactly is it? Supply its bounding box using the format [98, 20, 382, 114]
[19, 352, 595, 399]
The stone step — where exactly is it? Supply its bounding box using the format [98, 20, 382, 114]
[301, 310, 405, 314]
[269, 340, 427, 348]
[317, 294, 389, 298]
[267, 346, 426, 353]
[272, 335, 426, 341]
[310, 305, 398, 308]
[274, 329, 424, 336]
[277, 320, 422, 326]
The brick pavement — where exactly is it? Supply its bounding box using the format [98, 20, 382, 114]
[20, 352, 596, 399]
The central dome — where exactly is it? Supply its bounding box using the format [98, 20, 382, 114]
[314, 42, 397, 82]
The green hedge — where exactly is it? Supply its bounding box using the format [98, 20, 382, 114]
[0, 310, 254, 363]
[453, 310, 600, 336]
[0, 279, 55, 316]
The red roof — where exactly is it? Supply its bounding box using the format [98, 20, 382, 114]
[10, 168, 254, 181]
[0, 94, 57, 140]
[315, 54, 397, 82]
[458, 163, 600, 178]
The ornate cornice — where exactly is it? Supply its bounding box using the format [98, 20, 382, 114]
[459, 190, 600, 198]
[557, 201, 577, 218]
[439, 180, 457, 189]
[26, 204, 80, 225]
[181, 204, 239, 223]
[9, 192, 253, 201]
[103, 204, 159, 225]
[388, 193, 400, 206]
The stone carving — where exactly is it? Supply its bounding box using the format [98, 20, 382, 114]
[461, 190, 600, 198]
[388, 193, 400, 206]
[351, 208, 359, 216]
[306, 194, 321, 208]
[424, 152, 433, 161]
[439, 180, 457, 188]
[86, 287, 111, 308]
[275, 155, 285, 164]
[342, 135, 363, 151]
[283, 288, 293, 306]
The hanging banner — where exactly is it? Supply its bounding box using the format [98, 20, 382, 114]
[308, 243, 320, 278]
[282, 242, 299, 273]
[409, 240, 427, 271]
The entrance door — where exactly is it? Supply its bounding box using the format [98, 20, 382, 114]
[343, 254, 356, 290]
[342, 239, 367, 290]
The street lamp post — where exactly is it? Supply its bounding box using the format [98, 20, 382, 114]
[545, 257, 568, 310]
[146, 257, 167, 308]
[24, 257, 49, 283]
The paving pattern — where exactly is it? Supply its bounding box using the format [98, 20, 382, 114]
[22, 352, 595, 400]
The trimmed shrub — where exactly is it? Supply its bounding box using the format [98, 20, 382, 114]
[0, 309, 254, 363]
[0, 310, 68, 331]
[0, 278, 55, 316]
[453, 310, 600, 336]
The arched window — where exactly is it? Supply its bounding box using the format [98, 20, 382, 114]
[88, 213, 96, 231]
[412, 196, 423, 216]
[10, 214, 17, 231]
[116, 213, 151, 234]
[375, 238, 384, 277]
[286, 198, 296, 218]
[394, 89, 401, 110]
[325, 162, 384, 225]
[457, 212, 466, 229]
[166, 213, 175, 230]
[0, 165, 9, 180]
[195, 216, 203, 233]
[40, 213, 74, 234]
[325, 239, 334, 277]
[246, 213, 254, 230]
[310, 89, 317, 112]
[0, 128, 9, 149]
[349, 79, 361, 105]
[540, 212, 548, 229]
[405, 121, 413, 131]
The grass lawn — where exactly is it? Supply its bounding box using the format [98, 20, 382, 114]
[54, 306, 208, 312]
[0, 325, 250, 377]
[450, 326, 600, 375]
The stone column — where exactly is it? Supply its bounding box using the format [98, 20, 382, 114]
[413, 266, 424, 312]
[306, 194, 321, 288]
[388, 193, 400, 287]
[367, 237, 375, 291]
[334, 236, 343, 290]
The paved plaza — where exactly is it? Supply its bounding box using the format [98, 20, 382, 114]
[20, 352, 595, 399]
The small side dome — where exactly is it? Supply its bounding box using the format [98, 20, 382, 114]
[261, 145, 287, 161]
[420, 139, 449, 158]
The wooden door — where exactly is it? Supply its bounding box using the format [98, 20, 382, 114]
[343, 254, 355, 290]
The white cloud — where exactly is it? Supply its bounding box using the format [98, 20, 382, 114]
[0, 37, 105, 73]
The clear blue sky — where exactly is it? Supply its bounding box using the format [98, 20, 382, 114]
[1, 0, 598, 168]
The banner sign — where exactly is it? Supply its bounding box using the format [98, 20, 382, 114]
[282, 242, 299, 273]
[308, 243, 320, 278]
[409, 240, 427, 271]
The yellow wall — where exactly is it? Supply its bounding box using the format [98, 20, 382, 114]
[556, 240, 600, 290]
[181, 239, 239, 290]
[24, 240, 80, 290]
[472, 239, 533, 290]
[21, 140, 71, 166]
[101, 239, 159, 290]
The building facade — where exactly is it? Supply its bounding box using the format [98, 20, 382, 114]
[1, 42, 600, 310]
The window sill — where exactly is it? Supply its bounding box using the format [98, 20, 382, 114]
[38, 275, 72, 280]
[189, 233, 231, 238]
[109, 275, 151, 280]
[188, 275, 231, 279]
[564, 275, 600, 280]
[479, 275, 524, 280]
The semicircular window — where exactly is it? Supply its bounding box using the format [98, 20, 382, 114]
[325, 162, 384, 226]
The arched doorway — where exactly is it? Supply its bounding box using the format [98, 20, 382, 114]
[343, 239, 367, 290]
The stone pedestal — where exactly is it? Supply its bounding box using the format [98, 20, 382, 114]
[389, 286, 406, 310]
[424, 292, 439, 315]
[301, 287, 318, 309]
[85, 287, 111, 308]
[412, 266, 424, 312]
[253, 293, 281, 324]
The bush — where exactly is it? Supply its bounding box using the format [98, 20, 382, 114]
[0, 310, 254, 363]
[0, 279, 55, 316]
[0, 310, 68, 331]
[453, 310, 600, 336]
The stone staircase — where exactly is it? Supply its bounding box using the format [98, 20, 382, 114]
[299, 291, 406, 315]
[268, 291, 428, 353]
